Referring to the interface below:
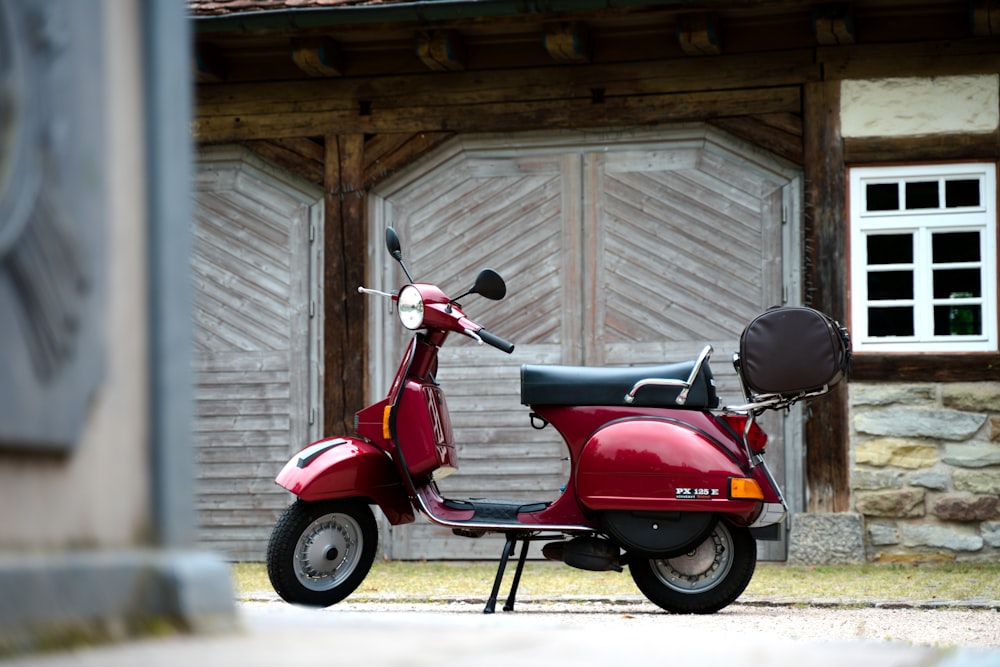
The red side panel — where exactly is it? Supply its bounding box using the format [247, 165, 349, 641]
[394, 380, 457, 479]
[276, 437, 414, 525]
[575, 418, 760, 519]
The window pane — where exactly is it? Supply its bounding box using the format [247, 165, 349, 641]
[867, 234, 912, 264]
[934, 304, 982, 336]
[868, 270, 913, 300]
[850, 163, 995, 351]
[933, 269, 982, 298]
[905, 181, 939, 209]
[945, 179, 980, 207]
[866, 183, 899, 211]
[932, 231, 980, 263]
[868, 307, 914, 336]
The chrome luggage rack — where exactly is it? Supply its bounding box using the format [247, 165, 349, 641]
[722, 351, 831, 466]
[723, 351, 832, 415]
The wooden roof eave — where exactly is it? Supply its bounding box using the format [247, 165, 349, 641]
[190, 0, 793, 33]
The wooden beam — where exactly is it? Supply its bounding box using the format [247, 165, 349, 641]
[193, 43, 225, 83]
[819, 38, 1000, 80]
[194, 85, 802, 141]
[339, 134, 367, 435]
[291, 37, 343, 78]
[543, 22, 591, 64]
[363, 132, 454, 187]
[802, 80, 849, 514]
[416, 30, 466, 71]
[243, 138, 324, 185]
[844, 130, 1000, 164]
[676, 14, 721, 56]
[363, 134, 412, 173]
[851, 353, 1000, 382]
[708, 113, 803, 165]
[812, 4, 854, 46]
[971, 0, 1000, 36]
[196, 49, 818, 120]
[323, 134, 367, 436]
[323, 136, 348, 437]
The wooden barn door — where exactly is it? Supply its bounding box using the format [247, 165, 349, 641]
[192, 146, 324, 560]
[370, 127, 801, 560]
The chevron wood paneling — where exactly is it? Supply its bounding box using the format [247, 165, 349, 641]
[192, 147, 322, 560]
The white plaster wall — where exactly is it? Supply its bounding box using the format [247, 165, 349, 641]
[841, 74, 999, 138]
[0, 1, 150, 549]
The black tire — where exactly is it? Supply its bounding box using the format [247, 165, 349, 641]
[266, 498, 378, 607]
[628, 520, 756, 614]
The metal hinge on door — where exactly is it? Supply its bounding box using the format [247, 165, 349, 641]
[309, 300, 315, 318]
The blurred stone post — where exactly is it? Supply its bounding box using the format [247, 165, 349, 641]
[0, 0, 235, 654]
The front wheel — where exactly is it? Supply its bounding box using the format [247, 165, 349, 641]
[266, 498, 378, 607]
[628, 520, 756, 614]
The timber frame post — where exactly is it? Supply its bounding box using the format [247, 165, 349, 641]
[802, 79, 850, 513]
[323, 134, 368, 436]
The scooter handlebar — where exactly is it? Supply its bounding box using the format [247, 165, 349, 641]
[477, 328, 515, 354]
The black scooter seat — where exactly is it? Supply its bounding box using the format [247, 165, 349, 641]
[520, 359, 718, 409]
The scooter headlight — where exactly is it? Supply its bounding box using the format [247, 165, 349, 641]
[397, 285, 424, 330]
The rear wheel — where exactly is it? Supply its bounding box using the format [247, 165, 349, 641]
[266, 498, 377, 607]
[628, 521, 755, 614]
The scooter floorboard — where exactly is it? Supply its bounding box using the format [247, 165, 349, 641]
[442, 497, 549, 524]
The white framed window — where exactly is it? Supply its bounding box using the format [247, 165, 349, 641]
[849, 163, 998, 353]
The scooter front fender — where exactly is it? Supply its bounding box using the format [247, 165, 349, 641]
[276, 437, 415, 525]
[576, 417, 761, 521]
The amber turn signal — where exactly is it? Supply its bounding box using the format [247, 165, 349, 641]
[382, 405, 393, 440]
[729, 477, 764, 500]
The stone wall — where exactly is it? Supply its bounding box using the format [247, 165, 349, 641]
[850, 382, 1000, 562]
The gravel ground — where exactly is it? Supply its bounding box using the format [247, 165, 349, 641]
[4, 598, 998, 667]
[275, 597, 1000, 650]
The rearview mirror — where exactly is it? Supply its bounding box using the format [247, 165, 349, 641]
[471, 269, 506, 301]
[385, 227, 402, 261]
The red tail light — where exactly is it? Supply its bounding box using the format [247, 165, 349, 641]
[721, 414, 768, 453]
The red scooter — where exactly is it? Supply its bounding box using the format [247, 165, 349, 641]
[266, 228, 850, 614]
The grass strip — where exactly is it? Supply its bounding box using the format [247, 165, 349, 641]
[233, 560, 1000, 603]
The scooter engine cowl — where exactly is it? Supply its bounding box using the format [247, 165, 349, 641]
[600, 510, 716, 557]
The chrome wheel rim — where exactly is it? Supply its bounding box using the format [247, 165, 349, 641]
[650, 522, 734, 594]
[293, 512, 364, 592]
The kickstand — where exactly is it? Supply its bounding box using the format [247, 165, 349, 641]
[484, 533, 533, 614]
[503, 538, 530, 612]
[483, 534, 517, 614]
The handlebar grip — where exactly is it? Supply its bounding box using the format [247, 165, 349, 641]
[477, 328, 515, 354]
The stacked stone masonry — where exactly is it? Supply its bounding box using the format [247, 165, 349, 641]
[850, 382, 1000, 562]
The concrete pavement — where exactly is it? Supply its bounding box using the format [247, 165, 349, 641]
[3, 595, 1000, 667]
